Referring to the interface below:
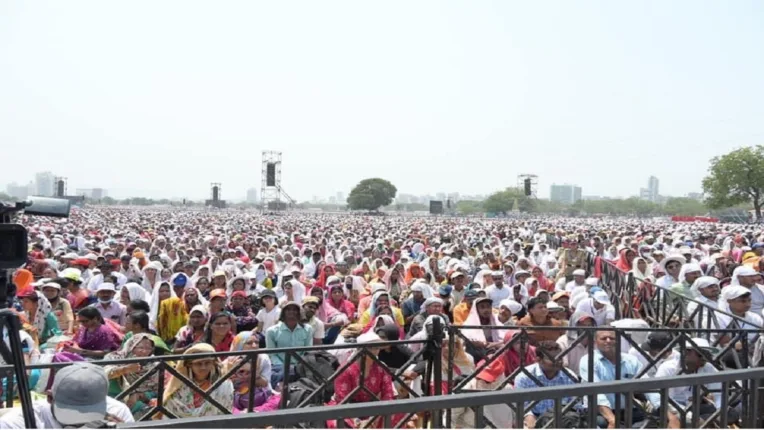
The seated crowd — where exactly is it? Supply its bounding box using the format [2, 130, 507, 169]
[1, 211, 762, 428]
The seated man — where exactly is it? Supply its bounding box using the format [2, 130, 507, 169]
[580, 330, 645, 428]
[514, 341, 578, 428]
[644, 338, 734, 428]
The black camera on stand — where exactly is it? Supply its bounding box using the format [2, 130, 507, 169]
[0, 196, 71, 428]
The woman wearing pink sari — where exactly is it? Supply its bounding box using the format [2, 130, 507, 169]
[327, 283, 356, 321]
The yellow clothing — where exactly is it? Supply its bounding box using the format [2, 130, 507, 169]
[158, 297, 189, 342]
[359, 307, 405, 327]
[452, 302, 470, 325]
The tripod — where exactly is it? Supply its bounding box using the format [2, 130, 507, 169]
[0, 202, 36, 427]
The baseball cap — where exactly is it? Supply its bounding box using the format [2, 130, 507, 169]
[172, 273, 188, 287]
[593, 291, 610, 305]
[439, 285, 453, 296]
[51, 362, 108, 425]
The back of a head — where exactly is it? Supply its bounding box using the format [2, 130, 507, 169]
[51, 362, 108, 427]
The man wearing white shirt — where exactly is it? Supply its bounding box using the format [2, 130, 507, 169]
[485, 271, 510, 308]
[644, 338, 734, 428]
[563, 270, 587, 293]
[0, 362, 133, 429]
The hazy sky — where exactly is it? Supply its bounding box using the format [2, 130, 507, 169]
[2, 1, 763, 201]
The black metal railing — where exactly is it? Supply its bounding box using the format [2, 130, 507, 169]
[119, 366, 764, 429]
[0, 337, 429, 423]
[447, 324, 759, 428]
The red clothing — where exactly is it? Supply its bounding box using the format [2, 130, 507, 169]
[328, 361, 404, 428]
[329, 298, 356, 321]
[210, 331, 234, 352]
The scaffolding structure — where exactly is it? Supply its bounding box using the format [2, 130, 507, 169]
[261, 151, 296, 211]
[517, 174, 539, 198]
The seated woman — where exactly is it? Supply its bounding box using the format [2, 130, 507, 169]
[161, 343, 234, 419]
[227, 332, 280, 413]
[226, 291, 258, 333]
[173, 305, 208, 354]
[41, 282, 74, 336]
[18, 290, 61, 347]
[63, 307, 120, 359]
[204, 312, 235, 352]
[327, 332, 405, 428]
[358, 292, 405, 327]
[157, 287, 188, 345]
[103, 333, 159, 419]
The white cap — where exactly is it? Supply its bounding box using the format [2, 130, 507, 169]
[546, 301, 564, 312]
[96, 282, 116, 292]
[572, 269, 586, 277]
[593, 290, 610, 305]
[584, 277, 599, 286]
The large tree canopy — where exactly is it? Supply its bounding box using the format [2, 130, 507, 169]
[347, 178, 397, 211]
[482, 188, 535, 214]
[702, 145, 764, 220]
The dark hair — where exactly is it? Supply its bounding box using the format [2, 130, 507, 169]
[129, 299, 150, 313]
[526, 297, 546, 311]
[78, 306, 104, 324]
[53, 277, 71, 288]
[535, 341, 561, 359]
[204, 312, 232, 344]
[128, 311, 150, 331]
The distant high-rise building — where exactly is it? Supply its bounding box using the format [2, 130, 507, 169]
[91, 188, 106, 199]
[246, 188, 258, 203]
[74, 188, 107, 199]
[647, 176, 660, 203]
[336, 192, 345, 204]
[35, 172, 55, 196]
[550, 184, 582, 205]
[6, 182, 29, 199]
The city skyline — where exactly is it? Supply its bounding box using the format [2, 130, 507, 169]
[3, 171, 704, 205]
[2, 2, 762, 203]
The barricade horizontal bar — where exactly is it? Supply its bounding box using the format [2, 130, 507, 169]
[120, 367, 764, 429]
[0, 338, 426, 372]
[456, 325, 760, 332]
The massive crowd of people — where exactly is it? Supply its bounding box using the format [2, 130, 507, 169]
[0, 207, 762, 428]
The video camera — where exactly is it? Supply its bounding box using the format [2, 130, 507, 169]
[0, 196, 71, 427]
[0, 196, 72, 270]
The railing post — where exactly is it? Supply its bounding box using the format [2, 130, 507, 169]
[445, 324, 455, 428]
[247, 352, 258, 413]
[587, 329, 596, 428]
[279, 352, 292, 410]
[431, 318, 443, 429]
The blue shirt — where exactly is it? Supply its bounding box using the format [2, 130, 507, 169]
[402, 298, 423, 319]
[514, 363, 577, 416]
[579, 350, 643, 410]
[265, 321, 313, 365]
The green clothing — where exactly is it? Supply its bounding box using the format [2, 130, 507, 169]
[669, 281, 695, 300]
[40, 313, 62, 345]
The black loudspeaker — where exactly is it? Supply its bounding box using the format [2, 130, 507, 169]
[266, 164, 276, 187]
[429, 200, 443, 214]
[56, 181, 65, 197]
[212, 186, 219, 202]
[524, 178, 532, 196]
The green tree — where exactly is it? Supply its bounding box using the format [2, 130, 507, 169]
[455, 200, 483, 215]
[347, 178, 397, 211]
[482, 188, 533, 213]
[662, 197, 707, 216]
[703, 146, 764, 220]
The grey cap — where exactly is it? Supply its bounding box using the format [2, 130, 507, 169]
[51, 362, 108, 425]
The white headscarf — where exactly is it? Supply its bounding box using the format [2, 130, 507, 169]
[462, 297, 505, 342]
[124, 282, 150, 303]
[149, 282, 176, 326]
[141, 261, 163, 294]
